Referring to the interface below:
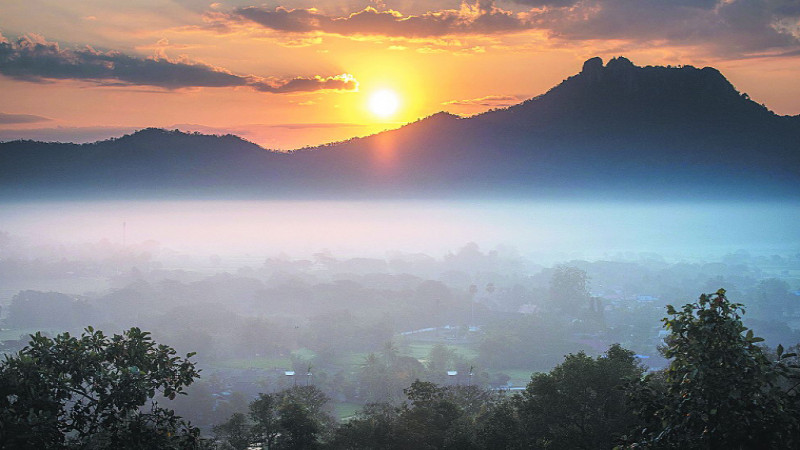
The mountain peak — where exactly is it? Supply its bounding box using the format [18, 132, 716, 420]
[580, 56, 635, 76]
[605, 56, 634, 71]
[3, 57, 798, 200]
[487, 55, 778, 129]
[581, 56, 604, 75]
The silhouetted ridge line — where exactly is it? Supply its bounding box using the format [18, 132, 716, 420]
[1, 57, 798, 200]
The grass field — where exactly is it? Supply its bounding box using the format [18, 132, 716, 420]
[405, 342, 479, 361]
[214, 348, 317, 370]
[336, 351, 370, 371]
[214, 355, 292, 370]
[333, 402, 363, 421]
[495, 368, 537, 388]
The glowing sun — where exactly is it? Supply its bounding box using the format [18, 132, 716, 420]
[368, 89, 400, 118]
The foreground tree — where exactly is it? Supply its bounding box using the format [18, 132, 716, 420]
[512, 344, 644, 449]
[630, 289, 800, 448]
[212, 413, 251, 450]
[214, 386, 335, 449]
[330, 381, 499, 449]
[0, 327, 201, 449]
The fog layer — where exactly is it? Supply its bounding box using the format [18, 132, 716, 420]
[2, 200, 797, 262]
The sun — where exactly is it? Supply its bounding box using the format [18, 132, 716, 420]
[368, 89, 400, 118]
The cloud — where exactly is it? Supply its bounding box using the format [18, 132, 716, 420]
[0, 33, 358, 93]
[251, 74, 358, 93]
[442, 94, 524, 107]
[0, 112, 52, 124]
[0, 126, 141, 143]
[217, 0, 800, 56]
[225, 2, 533, 38]
[519, 0, 800, 56]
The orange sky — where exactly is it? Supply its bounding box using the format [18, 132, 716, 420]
[1, 0, 799, 149]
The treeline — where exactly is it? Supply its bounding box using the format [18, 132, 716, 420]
[3, 246, 799, 429]
[2, 290, 799, 449]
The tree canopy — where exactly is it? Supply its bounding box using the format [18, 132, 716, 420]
[630, 289, 800, 448]
[0, 327, 201, 449]
[213, 385, 335, 450]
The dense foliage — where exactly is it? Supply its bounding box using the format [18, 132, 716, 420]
[629, 289, 800, 448]
[514, 344, 643, 449]
[0, 327, 201, 449]
[213, 386, 335, 450]
[2, 286, 800, 448]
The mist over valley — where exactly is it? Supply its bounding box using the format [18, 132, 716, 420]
[2, 55, 800, 447]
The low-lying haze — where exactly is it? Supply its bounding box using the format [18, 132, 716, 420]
[3, 200, 797, 263]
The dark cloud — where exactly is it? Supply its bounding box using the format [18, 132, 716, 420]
[509, 0, 581, 7]
[236, 6, 322, 33]
[0, 33, 358, 93]
[228, 2, 532, 38]
[251, 74, 357, 93]
[513, 0, 717, 7]
[0, 126, 140, 143]
[0, 112, 52, 124]
[0, 33, 247, 88]
[522, 0, 800, 55]
[226, 0, 799, 56]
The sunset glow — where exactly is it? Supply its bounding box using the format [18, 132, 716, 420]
[0, 1, 798, 149]
[368, 90, 401, 118]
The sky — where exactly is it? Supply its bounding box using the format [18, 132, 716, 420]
[1, 0, 799, 150]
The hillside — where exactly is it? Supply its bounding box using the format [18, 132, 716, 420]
[2, 57, 799, 200]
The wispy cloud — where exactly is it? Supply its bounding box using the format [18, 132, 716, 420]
[0, 112, 52, 124]
[220, 1, 533, 38]
[517, 0, 800, 56]
[212, 0, 800, 56]
[442, 94, 525, 107]
[250, 74, 358, 93]
[0, 33, 358, 93]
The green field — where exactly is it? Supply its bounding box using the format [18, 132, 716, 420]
[214, 348, 317, 370]
[405, 342, 479, 361]
[214, 355, 292, 370]
[336, 351, 370, 370]
[333, 402, 362, 421]
[495, 369, 537, 388]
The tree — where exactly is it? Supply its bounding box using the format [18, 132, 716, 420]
[213, 413, 251, 450]
[329, 403, 400, 449]
[359, 350, 425, 404]
[475, 399, 523, 450]
[631, 289, 800, 448]
[0, 327, 201, 449]
[548, 265, 590, 313]
[514, 344, 644, 449]
[276, 385, 337, 439]
[6, 290, 93, 329]
[214, 386, 334, 450]
[277, 400, 321, 449]
[329, 381, 497, 450]
[753, 278, 796, 320]
[249, 393, 280, 449]
[392, 381, 467, 449]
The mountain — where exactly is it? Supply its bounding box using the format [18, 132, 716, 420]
[2, 57, 799, 200]
[0, 129, 293, 199]
[300, 56, 800, 198]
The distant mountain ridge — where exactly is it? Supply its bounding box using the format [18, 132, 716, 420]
[2, 57, 799, 200]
